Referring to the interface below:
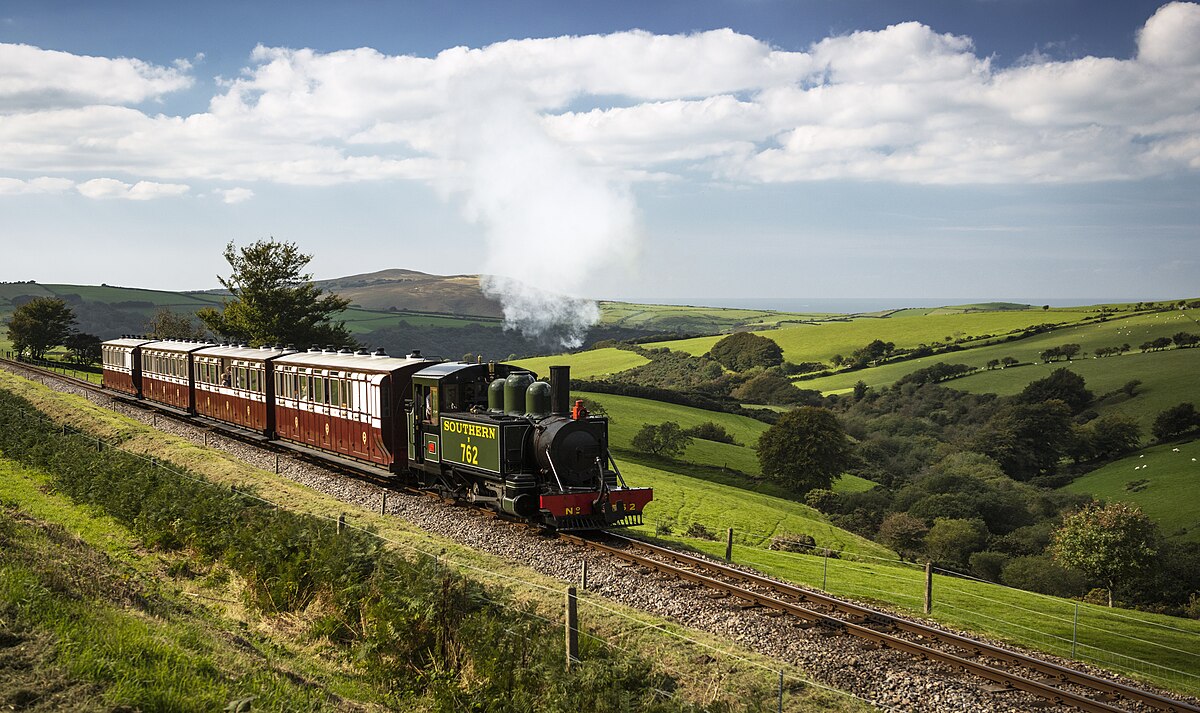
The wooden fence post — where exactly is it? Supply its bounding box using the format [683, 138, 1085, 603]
[580, 560, 589, 590]
[565, 586, 579, 671]
[924, 562, 933, 615]
[380, 491, 387, 515]
[725, 527, 734, 561]
[337, 513, 346, 535]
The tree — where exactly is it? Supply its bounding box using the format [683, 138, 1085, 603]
[145, 307, 209, 340]
[1152, 402, 1199, 441]
[63, 332, 101, 365]
[756, 406, 853, 495]
[972, 400, 1073, 481]
[707, 332, 783, 371]
[197, 239, 354, 348]
[631, 421, 692, 458]
[4, 297, 76, 359]
[1086, 414, 1142, 459]
[876, 512, 927, 561]
[1051, 502, 1160, 607]
[1019, 368, 1092, 413]
[1172, 332, 1199, 348]
[1001, 356, 1019, 368]
[924, 518, 989, 569]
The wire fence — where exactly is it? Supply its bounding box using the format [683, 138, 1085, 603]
[630, 514, 1200, 696]
[0, 373, 886, 713]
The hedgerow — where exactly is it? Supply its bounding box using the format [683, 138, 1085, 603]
[0, 387, 740, 711]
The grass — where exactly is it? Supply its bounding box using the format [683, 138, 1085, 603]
[599, 301, 831, 333]
[511, 348, 652, 379]
[576, 389, 876, 495]
[0, 461, 352, 712]
[623, 461, 894, 560]
[1061, 439, 1200, 541]
[0, 369, 862, 712]
[658, 306, 1108, 365]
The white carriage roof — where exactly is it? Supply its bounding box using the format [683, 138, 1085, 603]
[273, 350, 432, 374]
[102, 337, 155, 348]
[140, 340, 216, 354]
[195, 345, 298, 361]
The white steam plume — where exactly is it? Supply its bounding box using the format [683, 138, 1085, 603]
[444, 86, 639, 348]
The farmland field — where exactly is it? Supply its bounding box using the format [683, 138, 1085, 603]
[600, 301, 829, 333]
[512, 348, 651, 379]
[659, 306, 1106, 364]
[1061, 440, 1200, 541]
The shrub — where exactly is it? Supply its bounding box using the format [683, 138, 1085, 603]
[684, 522, 716, 540]
[968, 551, 1010, 583]
[1000, 556, 1088, 598]
[682, 421, 739, 445]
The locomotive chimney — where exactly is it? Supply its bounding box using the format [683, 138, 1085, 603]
[550, 365, 570, 416]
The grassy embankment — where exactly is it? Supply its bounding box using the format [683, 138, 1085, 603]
[0, 369, 862, 713]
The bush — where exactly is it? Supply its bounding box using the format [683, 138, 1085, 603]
[1000, 556, 1088, 598]
[682, 421, 739, 445]
[968, 551, 1010, 583]
[707, 332, 783, 371]
[684, 522, 716, 540]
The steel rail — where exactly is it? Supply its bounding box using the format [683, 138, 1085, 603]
[582, 532, 1200, 713]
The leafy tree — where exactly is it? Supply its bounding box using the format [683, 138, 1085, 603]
[145, 307, 209, 340]
[731, 372, 817, 406]
[197, 239, 354, 348]
[985, 359, 1000, 370]
[1001, 356, 1019, 368]
[707, 332, 783, 371]
[968, 551, 1010, 583]
[62, 332, 101, 365]
[1172, 332, 1199, 348]
[1086, 414, 1142, 460]
[973, 400, 1074, 481]
[756, 406, 852, 495]
[1019, 368, 1092, 413]
[1051, 502, 1160, 607]
[1001, 556, 1089, 598]
[4, 297, 76, 359]
[876, 512, 927, 561]
[631, 421, 692, 458]
[924, 518, 988, 569]
[682, 421, 738, 445]
[1152, 402, 1199, 441]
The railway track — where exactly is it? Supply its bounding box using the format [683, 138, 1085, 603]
[6, 357, 1200, 713]
[562, 531, 1200, 713]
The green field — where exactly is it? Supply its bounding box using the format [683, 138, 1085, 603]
[1061, 440, 1200, 541]
[625, 460, 893, 559]
[659, 306, 1108, 365]
[600, 301, 830, 333]
[512, 348, 652, 379]
[579, 390, 877, 494]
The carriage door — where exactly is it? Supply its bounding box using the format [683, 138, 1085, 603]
[409, 384, 424, 463]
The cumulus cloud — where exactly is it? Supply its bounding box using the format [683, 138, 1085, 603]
[215, 187, 254, 203]
[76, 178, 190, 200]
[0, 43, 192, 109]
[3, 4, 1200, 330]
[0, 176, 73, 194]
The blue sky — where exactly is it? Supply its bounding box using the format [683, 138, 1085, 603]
[1, 1, 1197, 313]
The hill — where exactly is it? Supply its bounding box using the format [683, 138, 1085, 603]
[314, 269, 505, 318]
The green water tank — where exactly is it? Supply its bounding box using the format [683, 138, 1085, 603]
[504, 372, 535, 416]
[525, 381, 552, 418]
[488, 378, 506, 412]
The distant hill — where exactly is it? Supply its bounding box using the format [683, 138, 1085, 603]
[314, 269, 505, 318]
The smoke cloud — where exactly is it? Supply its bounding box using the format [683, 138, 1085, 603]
[445, 87, 639, 348]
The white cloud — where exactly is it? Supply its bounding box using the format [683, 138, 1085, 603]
[2, 4, 1200, 189]
[215, 187, 254, 203]
[77, 178, 189, 200]
[0, 176, 73, 194]
[0, 43, 192, 109]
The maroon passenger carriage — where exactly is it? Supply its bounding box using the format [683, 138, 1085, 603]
[193, 344, 296, 435]
[139, 340, 213, 412]
[271, 348, 432, 471]
[101, 337, 154, 396]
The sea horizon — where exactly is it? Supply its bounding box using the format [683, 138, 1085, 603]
[615, 297, 1156, 314]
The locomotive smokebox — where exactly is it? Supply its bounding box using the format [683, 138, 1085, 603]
[550, 365, 570, 416]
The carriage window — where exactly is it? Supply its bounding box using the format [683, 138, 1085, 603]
[299, 375, 309, 400]
[315, 377, 325, 404]
[330, 379, 340, 407]
[381, 382, 391, 418]
[250, 369, 259, 393]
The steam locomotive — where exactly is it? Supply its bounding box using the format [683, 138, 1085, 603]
[100, 338, 651, 530]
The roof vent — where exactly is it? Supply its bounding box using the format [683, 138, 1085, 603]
[373, 348, 387, 357]
[356, 348, 368, 355]
[407, 349, 422, 359]
[338, 348, 351, 354]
